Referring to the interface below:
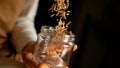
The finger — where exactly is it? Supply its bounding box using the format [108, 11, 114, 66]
[73, 44, 78, 51]
[22, 52, 34, 68]
[22, 52, 39, 68]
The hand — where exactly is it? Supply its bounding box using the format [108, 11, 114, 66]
[22, 52, 50, 68]
[22, 41, 49, 68]
[22, 41, 78, 68]
[22, 52, 39, 68]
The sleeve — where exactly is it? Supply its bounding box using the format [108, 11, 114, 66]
[11, 0, 39, 53]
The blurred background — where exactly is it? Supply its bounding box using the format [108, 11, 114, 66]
[35, 0, 120, 68]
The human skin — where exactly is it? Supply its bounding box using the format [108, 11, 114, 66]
[22, 41, 77, 68]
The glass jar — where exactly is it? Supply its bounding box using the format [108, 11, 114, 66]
[60, 33, 75, 66]
[34, 26, 75, 68]
[34, 26, 53, 62]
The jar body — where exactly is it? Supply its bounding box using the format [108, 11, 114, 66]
[34, 26, 75, 68]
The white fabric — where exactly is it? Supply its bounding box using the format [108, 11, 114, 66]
[11, 0, 39, 53]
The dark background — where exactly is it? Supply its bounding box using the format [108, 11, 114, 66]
[35, 0, 120, 68]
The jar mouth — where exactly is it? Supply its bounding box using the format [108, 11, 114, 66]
[64, 31, 75, 38]
[43, 26, 53, 30]
[41, 26, 54, 33]
[62, 31, 75, 43]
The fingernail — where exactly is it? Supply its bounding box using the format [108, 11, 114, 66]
[25, 52, 33, 60]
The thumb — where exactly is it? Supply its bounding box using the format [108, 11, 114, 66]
[22, 52, 39, 68]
